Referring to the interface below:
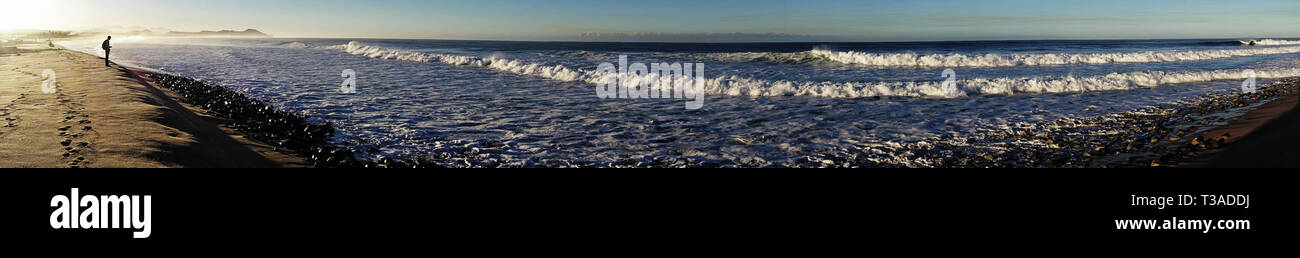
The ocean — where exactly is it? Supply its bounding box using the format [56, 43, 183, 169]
[57, 37, 1300, 167]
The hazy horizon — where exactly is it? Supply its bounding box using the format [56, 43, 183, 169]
[4, 0, 1300, 42]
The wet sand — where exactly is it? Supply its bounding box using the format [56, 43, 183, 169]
[1184, 96, 1300, 167]
[0, 46, 308, 168]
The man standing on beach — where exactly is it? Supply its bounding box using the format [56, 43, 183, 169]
[101, 36, 112, 67]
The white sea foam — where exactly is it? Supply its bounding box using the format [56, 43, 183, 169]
[809, 46, 1300, 67]
[669, 43, 1300, 67]
[330, 41, 487, 66]
[1243, 39, 1300, 46]
[328, 41, 1300, 99]
[280, 41, 315, 49]
[692, 68, 1300, 98]
[328, 41, 594, 83]
[94, 38, 1300, 166]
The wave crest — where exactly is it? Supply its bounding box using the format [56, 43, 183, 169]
[330, 41, 586, 82]
[1242, 39, 1300, 46]
[703, 68, 1300, 98]
[670, 40, 1300, 67]
[809, 46, 1300, 67]
[280, 41, 316, 49]
[326, 42, 1297, 99]
[331, 41, 486, 65]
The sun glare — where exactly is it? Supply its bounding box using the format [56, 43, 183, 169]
[1, 1, 58, 31]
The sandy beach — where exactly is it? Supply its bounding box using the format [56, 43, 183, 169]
[0, 45, 308, 168]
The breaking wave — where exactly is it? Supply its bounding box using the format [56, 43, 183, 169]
[808, 46, 1300, 67]
[700, 68, 1300, 98]
[326, 41, 1299, 99]
[1241, 39, 1300, 46]
[280, 41, 316, 49]
[1198, 39, 1300, 46]
[668, 42, 1300, 68]
[327, 41, 585, 81]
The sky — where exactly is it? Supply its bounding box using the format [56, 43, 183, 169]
[3, 0, 1300, 42]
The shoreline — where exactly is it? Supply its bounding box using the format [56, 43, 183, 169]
[5, 45, 1298, 168]
[1103, 80, 1300, 168]
[127, 67, 1300, 168]
[1, 46, 308, 168]
[1184, 95, 1300, 167]
[1093, 79, 1300, 168]
[122, 68, 312, 168]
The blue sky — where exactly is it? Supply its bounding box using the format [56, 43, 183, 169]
[11, 0, 1300, 41]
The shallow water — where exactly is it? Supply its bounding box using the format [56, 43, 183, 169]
[57, 37, 1300, 167]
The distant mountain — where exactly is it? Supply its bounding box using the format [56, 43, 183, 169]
[165, 29, 269, 37]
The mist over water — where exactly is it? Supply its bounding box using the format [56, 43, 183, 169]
[56, 37, 1300, 167]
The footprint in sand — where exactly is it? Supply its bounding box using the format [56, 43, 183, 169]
[4, 115, 19, 128]
[46, 86, 95, 168]
[0, 99, 16, 128]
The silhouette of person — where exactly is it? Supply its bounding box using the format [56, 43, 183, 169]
[102, 36, 112, 67]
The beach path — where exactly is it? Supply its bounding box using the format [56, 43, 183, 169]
[1, 47, 308, 168]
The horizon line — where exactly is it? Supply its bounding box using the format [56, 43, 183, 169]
[8, 28, 1298, 44]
